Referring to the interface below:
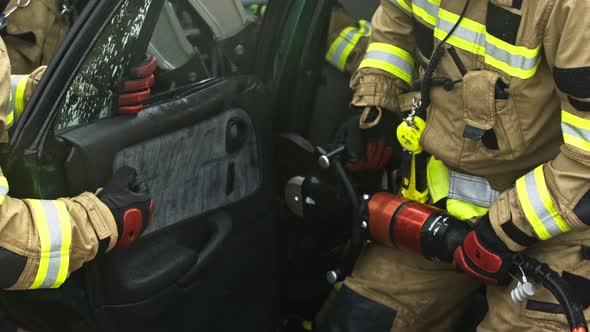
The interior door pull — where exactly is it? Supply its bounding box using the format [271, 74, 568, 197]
[178, 213, 232, 285]
[226, 117, 247, 153]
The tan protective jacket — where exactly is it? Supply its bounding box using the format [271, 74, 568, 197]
[0, 38, 118, 290]
[351, 0, 590, 251]
[4, 0, 70, 74]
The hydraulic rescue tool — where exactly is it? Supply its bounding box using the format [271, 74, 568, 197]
[285, 143, 588, 332]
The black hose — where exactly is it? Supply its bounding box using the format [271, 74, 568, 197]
[416, 0, 472, 119]
[333, 159, 362, 278]
[517, 254, 587, 331]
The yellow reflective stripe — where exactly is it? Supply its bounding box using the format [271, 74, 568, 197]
[563, 110, 590, 130]
[28, 200, 52, 289]
[484, 54, 540, 79]
[390, 0, 412, 16]
[485, 33, 540, 59]
[358, 19, 371, 37]
[326, 27, 358, 71]
[0, 176, 8, 206]
[27, 200, 72, 289]
[15, 74, 29, 119]
[533, 168, 570, 233]
[433, 8, 541, 79]
[564, 134, 590, 152]
[515, 166, 569, 240]
[359, 42, 415, 85]
[367, 43, 414, 64]
[562, 111, 590, 152]
[412, 3, 437, 26]
[6, 108, 14, 128]
[53, 201, 71, 288]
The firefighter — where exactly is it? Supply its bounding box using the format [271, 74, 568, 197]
[246, 1, 370, 75]
[0, 32, 153, 290]
[317, 0, 590, 331]
[1, 0, 71, 75]
[324, 4, 370, 76]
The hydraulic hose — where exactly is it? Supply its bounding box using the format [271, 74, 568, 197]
[332, 159, 362, 279]
[517, 254, 588, 332]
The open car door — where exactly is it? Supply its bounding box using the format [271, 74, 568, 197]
[0, 0, 280, 331]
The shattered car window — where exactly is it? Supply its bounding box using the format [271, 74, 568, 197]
[55, 0, 269, 130]
[55, 0, 154, 130]
[149, 0, 266, 93]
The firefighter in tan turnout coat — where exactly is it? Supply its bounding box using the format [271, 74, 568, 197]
[317, 0, 590, 331]
[0, 5, 153, 290]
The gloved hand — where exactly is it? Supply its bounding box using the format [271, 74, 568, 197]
[98, 166, 154, 250]
[118, 55, 157, 115]
[335, 107, 400, 172]
[453, 215, 514, 285]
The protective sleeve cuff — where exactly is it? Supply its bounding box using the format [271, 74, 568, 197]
[489, 189, 539, 252]
[350, 70, 406, 112]
[71, 192, 118, 253]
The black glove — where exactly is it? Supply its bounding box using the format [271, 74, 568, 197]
[453, 215, 514, 285]
[335, 107, 401, 172]
[99, 166, 153, 250]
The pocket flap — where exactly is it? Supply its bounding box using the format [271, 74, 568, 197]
[463, 70, 501, 131]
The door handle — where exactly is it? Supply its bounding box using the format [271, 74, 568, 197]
[178, 212, 232, 286]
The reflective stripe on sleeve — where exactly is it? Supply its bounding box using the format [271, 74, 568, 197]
[389, 0, 413, 16]
[27, 200, 72, 289]
[359, 42, 415, 86]
[7, 75, 30, 128]
[326, 20, 371, 72]
[0, 176, 8, 206]
[562, 110, 590, 152]
[515, 165, 570, 240]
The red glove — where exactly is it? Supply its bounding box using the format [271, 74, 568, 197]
[453, 215, 514, 285]
[118, 55, 157, 115]
[98, 167, 154, 250]
[335, 107, 400, 172]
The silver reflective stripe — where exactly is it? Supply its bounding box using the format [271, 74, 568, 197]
[413, 0, 439, 18]
[389, 0, 412, 16]
[562, 121, 590, 143]
[521, 172, 563, 237]
[328, 28, 359, 68]
[361, 20, 372, 35]
[448, 170, 500, 207]
[39, 200, 64, 288]
[437, 19, 485, 48]
[485, 40, 538, 71]
[0, 186, 8, 200]
[364, 50, 415, 77]
[435, 11, 539, 76]
[0, 185, 8, 197]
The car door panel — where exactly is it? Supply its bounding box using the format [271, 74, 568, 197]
[60, 84, 261, 233]
[55, 75, 276, 331]
[0, 0, 284, 330]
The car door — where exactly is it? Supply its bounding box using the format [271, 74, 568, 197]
[0, 0, 282, 331]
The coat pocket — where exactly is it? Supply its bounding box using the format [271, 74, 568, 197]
[460, 70, 525, 167]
